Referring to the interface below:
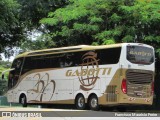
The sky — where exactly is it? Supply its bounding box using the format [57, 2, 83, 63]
[1, 53, 14, 62]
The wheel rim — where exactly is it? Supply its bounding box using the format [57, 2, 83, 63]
[91, 98, 98, 108]
[78, 97, 85, 108]
[21, 97, 25, 104]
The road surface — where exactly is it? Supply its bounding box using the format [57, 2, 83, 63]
[0, 106, 160, 120]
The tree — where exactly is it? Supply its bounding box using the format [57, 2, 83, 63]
[20, 34, 55, 51]
[0, 0, 69, 55]
[40, 0, 109, 46]
[40, 0, 160, 50]
[0, 0, 23, 53]
[16, 0, 69, 52]
[17, 0, 69, 30]
[0, 60, 11, 95]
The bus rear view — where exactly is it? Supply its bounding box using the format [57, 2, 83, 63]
[119, 43, 155, 105]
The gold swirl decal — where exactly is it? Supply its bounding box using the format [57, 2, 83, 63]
[27, 73, 56, 102]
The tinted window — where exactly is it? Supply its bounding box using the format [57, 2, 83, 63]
[98, 47, 121, 64]
[22, 54, 64, 74]
[21, 47, 121, 75]
[127, 46, 154, 65]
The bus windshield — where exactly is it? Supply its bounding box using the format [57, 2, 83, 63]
[8, 58, 24, 90]
[127, 45, 154, 65]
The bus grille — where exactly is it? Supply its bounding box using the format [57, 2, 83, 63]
[106, 85, 117, 102]
[126, 70, 153, 98]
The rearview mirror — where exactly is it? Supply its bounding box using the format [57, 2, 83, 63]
[2, 74, 4, 80]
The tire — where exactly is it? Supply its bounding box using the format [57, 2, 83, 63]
[75, 95, 86, 110]
[20, 95, 27, 107]
[89, 95, 99, 111]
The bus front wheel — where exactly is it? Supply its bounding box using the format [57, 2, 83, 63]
[20, 95, 27, 107]
[75, 94, 86, 110]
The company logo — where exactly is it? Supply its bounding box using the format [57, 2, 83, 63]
[129, 51, 152, 56]
[65, 51, 112, 91]
[78, 51, 99, 91]
[66, 68, 110, 77]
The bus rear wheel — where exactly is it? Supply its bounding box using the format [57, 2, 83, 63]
[20, 95, 27, 107]
[75, 94, 86, 110]
[89, 95, 99, 111]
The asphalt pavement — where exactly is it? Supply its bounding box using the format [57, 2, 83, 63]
[0, 107, 160, 120]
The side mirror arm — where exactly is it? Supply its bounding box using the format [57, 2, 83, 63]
[1, 68, 15, 80]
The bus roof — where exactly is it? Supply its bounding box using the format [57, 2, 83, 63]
[15, 43, 123, 59]
[15, 43, 154, 59]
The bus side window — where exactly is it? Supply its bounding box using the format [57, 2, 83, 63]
[73, 51, 86, 66]
[98, 47, 121, 64]
[64, 53, 74, 67]
[63, 52, 82, 67]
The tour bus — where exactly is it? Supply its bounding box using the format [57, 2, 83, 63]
[2, 43, 155, 110]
